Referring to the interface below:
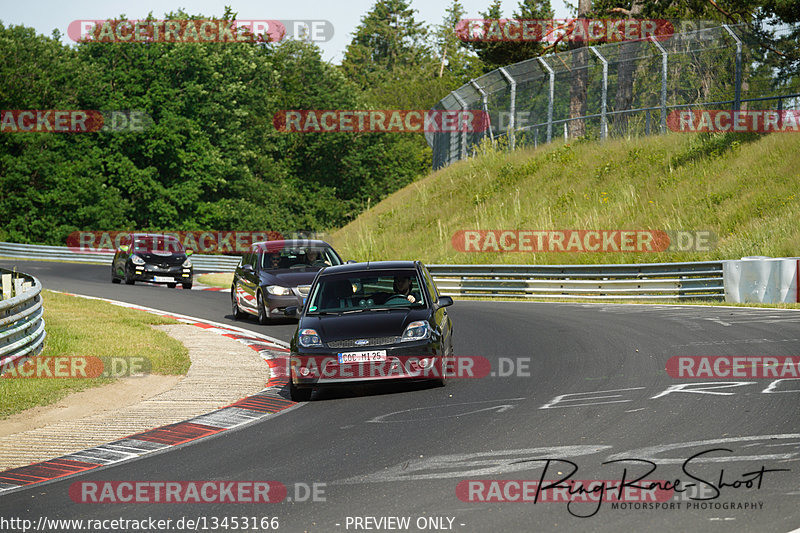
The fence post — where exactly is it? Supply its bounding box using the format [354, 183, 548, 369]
[722, 24, 742, 110]
[589, 46, 608, 139]
[649, 36, 668, 133]
[498, 67, 516, 150]
[538, 57, 554, 144]
[451, 91, 469, 160]
[470, 79, 494, 143]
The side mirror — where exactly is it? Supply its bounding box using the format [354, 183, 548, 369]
[284, 306, 298, 316]
[346, 260, 357, 264]
[242, 264, 254, 272]
[436, 296, 454, 308]
[119, 245, 129, 253]
[185, 249, 194, 256]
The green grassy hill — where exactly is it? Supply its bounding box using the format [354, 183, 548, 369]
[330, 132, 800, 264]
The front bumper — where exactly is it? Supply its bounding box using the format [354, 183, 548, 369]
[291, 340, 446, 387]
[131, 264, 193, 283]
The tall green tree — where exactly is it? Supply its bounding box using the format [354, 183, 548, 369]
[341, 0, 430, 89]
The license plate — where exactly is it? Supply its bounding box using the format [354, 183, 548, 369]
[154, 276, 174, 283]
[338, 350, 387, 364]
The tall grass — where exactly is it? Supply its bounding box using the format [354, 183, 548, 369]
[331, 132, 800, 264]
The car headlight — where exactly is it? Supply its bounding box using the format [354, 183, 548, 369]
[298, 328, 323, 348]
[182, 258, 192, 268]
[131, 255, 145, 265]
[266, 285, 292, 296]
[399, 320, 432, 342]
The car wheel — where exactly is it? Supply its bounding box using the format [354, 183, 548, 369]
[436, 347, 452, 387]
[124, 267, 135, 285]
[231, 288, 246, 320]
[290, 381, 313, 402]
[257, 291, 270, 325]
[111, 267, 121, 283]
[167, 283, 177, 288]
[182, 283, 193, 290]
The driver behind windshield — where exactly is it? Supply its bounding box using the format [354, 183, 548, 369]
[393, 275, 419, 303]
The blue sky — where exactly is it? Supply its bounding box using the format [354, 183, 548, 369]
[2, 0, 572, 63]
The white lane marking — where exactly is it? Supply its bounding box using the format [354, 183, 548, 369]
[333, 445, 613, 484]
[605, 434, 800, 464]
[367, 398, 524, 423]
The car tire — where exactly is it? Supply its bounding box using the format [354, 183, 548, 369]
[111, 268, 121, 283]
[436, 347, 452, 387]
[231, 289, 246, 320]
[124, 267, 135, 285]
[167, 283, 177, 288]
[257, 291, 270, 325]
[182, 283, 193, 290]
[290, 381, 312, 402]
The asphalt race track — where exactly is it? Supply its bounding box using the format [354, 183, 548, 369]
[2, 260, 800, 533]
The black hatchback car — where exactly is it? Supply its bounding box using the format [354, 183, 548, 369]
[111, 233, 194, 289]
[231, 240, 343, 324]
[286, 261, 454, 401]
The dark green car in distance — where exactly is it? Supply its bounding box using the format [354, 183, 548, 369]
[111, 233, 194, 289]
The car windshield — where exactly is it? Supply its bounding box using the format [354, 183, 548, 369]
[260, 246, 341, 271]
[131, 235, 183, 253]
[306, 271, 426, 313]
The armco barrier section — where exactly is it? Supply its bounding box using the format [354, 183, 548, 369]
[427, 261, 726, 300]
[723, 257, 799, 303]
[0, 268, 46, 368]
[0, 242, 241, 272]
[6, 244, 799, 302]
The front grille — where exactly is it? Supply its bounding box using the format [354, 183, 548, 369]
[297, 285, 310, 296]
[327, 337, 399, 349]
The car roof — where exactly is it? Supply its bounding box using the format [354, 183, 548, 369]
[250, 239, 331, 250]
[131, 233, 180, 239]
[320, 261, 421, 276]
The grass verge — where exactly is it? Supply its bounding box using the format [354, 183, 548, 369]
[197, 272, 233, 289]
[330, 132, 800, 264]
[0, 290, 189, 419]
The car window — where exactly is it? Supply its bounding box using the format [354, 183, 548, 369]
[259, 246, 342, 270]
[132, 235, 183, 253]
[306, 271, 426, 313]
[421, 265, 439, 300]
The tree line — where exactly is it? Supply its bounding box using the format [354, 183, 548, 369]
[1, 1, 797, 245]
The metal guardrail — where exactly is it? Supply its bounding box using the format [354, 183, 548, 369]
[0, 242, 727, 300]
[0, 242, 241, 272]
[0, 268, 46, 369]
[427, 261, 725, 300]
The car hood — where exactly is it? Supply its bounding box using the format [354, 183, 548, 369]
[135, 251, 187, 264]
[260, 270, 319, 287]
[301, 308, 430, 341]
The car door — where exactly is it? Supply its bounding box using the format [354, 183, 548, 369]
[238, 250, 260, 313]
[422, 264, 452, 352]
[113, 235, 131, 278]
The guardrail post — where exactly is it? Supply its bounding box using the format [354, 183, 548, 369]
[538, 57, 554, 143]
[722, 24, 742, 110]
[649, 36, 668, 133]
[450, 91, 469, 160]
[470, 79, 494, 143]
[498, 67, 516, 150]
[589, 46, 608, 139]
